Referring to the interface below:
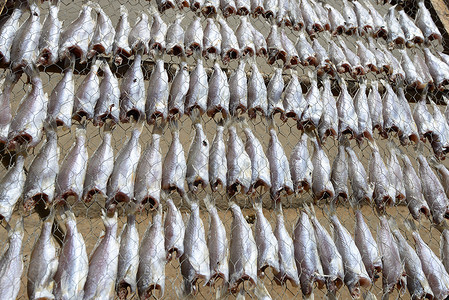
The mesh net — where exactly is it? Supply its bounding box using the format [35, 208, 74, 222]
[0, 0, 449, 299]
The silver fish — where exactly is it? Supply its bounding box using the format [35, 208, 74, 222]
[267, 128, 293, 199]
[430, 100, 449, 151]
[254, 199, 279, 276]
[0, 155, 25, 223]
[382, 81, 402, 135]
[273, 204, 299, 287]
[368, 141, 394, 211]
[146, 59, 169, 124]
[362, 0, 387, 38]
[248, 22, 267, 57]
[287, 0, 304, 31]
[218, 16, 239, 62]
[116, 214, 139, 299]
[58, 3, 95, 63]
[226, 124, 252, 195]
[338, 37, 364, 76]
[128, 12, 151, 55]
[185, 58, 208, 116]
[83, 129, 114, 202]
[337, 79, 359, 139]
[367, 81, 384, 136]
[88, 5, 115, 58]
[83, 211, 119, 300]
[417, 154, 449, 224]
[137, 206, 166, 298]
[168, 62, 189, 119]
[149, 8, 168, 55]
[55, 127, 88, 203]
[220, 0, 237, 16]
[424, 48, 449, 91]
[400, 49, 425, 90]
[368, 37, 389, 73]
[54, 211, 88, 300]
[229, 203, 258, 293]
[47, 66, 74, 129]
[387, 144, 406, 202]
[414, 52, 434, 88]
[354, 210, 381, 281]
[276, 0, 289, 26]
[331, 214, 371, 298]
[106, 127, 142, 208]
[313, 39, 331, 75]
[331, 144, 348, 200]
[186, 121, 209, 192]
[329, 39, 351, 74]
[432, 159, 449, 201]
[282, 70, 303, 122]
[356, 41, 378, 73]
[398, 8, 424, 46]
[204, 195, 229, 284]
[209, 121, 227, 191]
[229, 60, 247, 116]
[203, 18, 221, 58]
[310, 137, 334, 200]
[0, 72, 20, 143]
[353, 80, 373, 141]
[10, 2, 41, 70]
[38, 0, 62, 66]
[236, 16, 255, 57]
[385, 5, 405, 46]
[318, 75, 338, 141]
[175, 0, 190, 9]
[397, 88, 419, 146]
[377, 216, 406, 297]
[185, 17, 203, 56]
[248, 62, 268, 119]
[267, 24, 287, 64]
[181, 198, 210, 295]
[267, 68, 284, 117]
[415, 0, 442, 43]
[134, 126, 163, 210]
[412, 228, 449, 299]
[401, 153, 430, 220]
[8, 65, 47, 149]
[295, 31, 316, 66]
[166, 17, 185, 56]
[346, 146, 372, 204]
[27, 212, 58, 300]
[94, 61, 120, 126]
[300, 0, 323, 35]
[442, 230, 449, 274]
[164, 198, 185, 260]
[120, 51, 145, 122]
[300, 72, 323, 130]
[294, 210, 325, 298]
[0, 6, 23, 64]
[22, 130, 59, 210]
[413, 93, 436, 143]
[325, 3, 346, 35]
[72, 60, 101, 122]
[390, 222, 433, 300]
[342, 0, 357, 34]
[353, 0, 374, 36]
[243, 126, 271, 191]
[382, 45, 405, 82]
[309, 207, 344, 293]
[162, 122, 187, 195]
[290, 134, 312, 193]
[311, 0, 329, 31]
[113, 6, 132, 60]
[0, 219, 23, 300]
[207, 63, 230, 119]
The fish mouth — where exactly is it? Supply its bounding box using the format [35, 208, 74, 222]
[207, 272, 227, 286]
[140, 284, 163, 299]
[8, 133, 33, 149]
[24, 194, 50, 212]
[248, 107, 267, 119]
[159, 1, 175, 12]
[117, 282, 131, 300]
[274, 272, 299, 287]
[223, 6, 237, 17]
[38, 49, 54, 66]
[66, 46, 84, 60]
[229, 275, 257, 294]
[139, 196, 159, 211]
[314, 190, 334, 201]
[237, 7, 249, 15]
[168, 45, 184, 57]
[210, 179, 224, 192]
[268, 50, 287, 65]
[251, 6, 264, 17]
[282, 111, 299, 122]
[223, 49, 239, 62]
[123, 109, 143, 123]
[58, 190, 80, 203]
[84, 189, 105, 203]
[289, 56, 300, 66]
[72, 110, 91, 122]
[186, 43, 202, 56]
[202, 6, 217, 17]
[375, 28, 388, 39]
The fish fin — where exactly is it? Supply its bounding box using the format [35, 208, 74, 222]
[404, 218, 417, 232]
[253, 196, 263, 210]
[119, 4, 128, 15]
[428, 156, 443, 169]
[190, 109, 201, 125]
[254, 280, 272, 299]
[366, 139, 379, 152]
[387, 217, 401, 235]
[169, 119, 179, 133]
[101, 209, 118, 229]
[152, 121, 166, 135]
[203, 194, 214, 212]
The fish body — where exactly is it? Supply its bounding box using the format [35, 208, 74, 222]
[58, 4, 95, 63]
[209, 123, 227, 191]
[185, 59, 208, 116]
[295, 31, 316, 66]
[137, 207, 166, 298]
[0, 7, 23, 64]
[164, 198, 185, 260]
[55, 128, 88, 202]
[146, 59, 169, 124]
[367, 81, 384, 135]
[203, 18, 221, 58]
[247, 62, 267, 119]
[89, 6, 115, 57]
[229, 61, 247, 116]
[424, 48, 449, 90]
[134, 129, 163, 209]
[368, 142, 394, 211]
[8, 65, 47, 149]
[353, 1, 373, 36]
[83, 131, 114, 202]
[116, 214, 139, 299]
[442, 230, 449, 274]
[218, 16, 239, 62]
[267, 68, 284, 116]
[120, 52, 145, 122]
[290, 134, 312, 193]
[226, 125, 252, 196]
[325, 3, 345, 35]
[337, 79, 359, 139]
[106, 128, 142, 207]
[38, 1, 62, 65]
[162, 125, 187, 196]
[22, 130, 59, 210]
[207, 63, 230, 119]
[342, 0, 357, 34]
[357, 41, 377, 73]
[229, 203, 258, 293]
[346, 146, 372, 204]
[83, 212, 119, 300]
[243, 126, 270, 191]
[385, 5, 405, 46]
[0, 219, 24, 300]
[249, 23, 267, 57]
[54, 211, 89, 300]
[0, 72, 20, 143]
[400, 49, 425, 90]
[186, 122, 209, 192]
[267, 128, 293, 199]
[128, 13, 151, 54]
[300, 73, 322, 129]
[387, 145, 406, 202]
[72, 61, 101, 122]
[398, 9, 424, 46]
[184, 17, 203, 56]
[354, 81, 373, 141]
[94, 61, 120, 126]
[235, 16, 255, 57]
[113, 6, 132, 59]
[149, 9, 168, 54]
[415, 0, 442, 43]
[318, 76, 338, 141]
[0, 155, 25, 223]
[166, 18, 185, 56]
[331, 145, 348, 200]
[168, 62, 189, 119]
[282, 71, 303, 122]
[47, 67, 74, 129]
[267, 24, 286, 64]
[311, 137, 334, 200]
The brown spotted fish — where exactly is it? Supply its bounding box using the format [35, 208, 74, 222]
[424, 48, 449, 91]
[367, 81, 384, 136]
[325, 3, 345, 35]
[186, 119, 209, 192]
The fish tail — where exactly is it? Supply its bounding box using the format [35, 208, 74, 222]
[203, 194, 214, 212]
[101, 210, 118, 229]
[253, 196, 263, 210]
[190, 109, 201, 125]
[152, 121, 166, 135]
[119, 4, 128, 15]
[404, 218, 417, 232]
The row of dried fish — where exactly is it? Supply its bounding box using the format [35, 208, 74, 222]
[0, 0, 442, 70]
[2, 114, 449, 225]
[2, 199, 449, 299]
